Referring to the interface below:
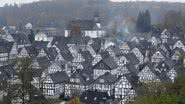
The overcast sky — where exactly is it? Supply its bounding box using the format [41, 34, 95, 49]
[0, 0, 184, 7]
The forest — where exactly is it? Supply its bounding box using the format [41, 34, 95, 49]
[0, 0, 185, 30]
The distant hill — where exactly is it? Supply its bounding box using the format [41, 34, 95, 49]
[0, 0, 184, 29]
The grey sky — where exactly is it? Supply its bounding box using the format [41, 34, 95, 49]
[0, 0, 184, 7]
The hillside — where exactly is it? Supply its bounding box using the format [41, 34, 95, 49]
[0, 0, 184, 28]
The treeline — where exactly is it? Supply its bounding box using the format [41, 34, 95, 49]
[135, 9, 185, 34]
[0, 0, 185, 29]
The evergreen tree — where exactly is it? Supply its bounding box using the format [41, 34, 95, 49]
[28, 29, 35, 43]
[145, 10, 151, 32]
[136, 10, 151, 32]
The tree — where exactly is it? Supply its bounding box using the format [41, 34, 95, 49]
[156, 10, 185, 33]
[67, 97, 81, 104]
[136, 12, 142, 32]
[144, 10, 151, 32]
[136, 10, 151, 32]
[16, 58, 34, 104]
[178, 86, 185, 104]
[28, 29, 35, 43]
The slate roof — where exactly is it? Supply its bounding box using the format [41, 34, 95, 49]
[159, 43, 172, 54]
[126, 64, 139, 75]
[32, 41, 49, 50]
[37, 56, 51, 69]
[139, 62, 171, 83]
[125, 74, 139, 89]
[11, 32, 30, 44]
[60, 50, 73, 62]
[125, 53, 140, 65]
[94, 72, 117, 85]
[50, 71, 69, 84]
[80, 50, 93, 69]
[171, 47, 185, 57]
[45, 47, 58, 61]
[93, 55, 117, 70]
[0, 41, 14, 53]
[127, 41, 138, 49]
[70, 71, 94, 86]
[80, 90, 110, 104]
[99, 51, 109, 59]
[69, 36, 90, 45]
[32, 68, 44, 78]
[102, 56, 118, 69]
[25, 46, 39, 58]
[107, 45, 124, 56]
[157, 72, 171, 83]
[139, 40, 152, 49]
[90, 38, 104, 53]
[0, 64, 16, 81]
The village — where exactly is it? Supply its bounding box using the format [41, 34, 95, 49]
[0, 12, 184, 104]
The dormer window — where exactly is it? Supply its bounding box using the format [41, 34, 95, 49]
[70, 78, 74, 82]
[102, 97, 107, 100]
[85, 97, 87, 100]
[86, 77, 90, 81]
[94, 97, 97, 101]
[76, 79, 80, 83]
[162, 63, 165, 67]
[100, 63, 104, 68]
[157, 52, 160, 56]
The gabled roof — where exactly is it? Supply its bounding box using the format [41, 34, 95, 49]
[159, 43, 172, 53]
[32, 68, 44, 78]
[25, 46, 39, 58]
[60, 50, 73, 62]
[94, 55, 117, 70]
[126, 64, 139, 75]
[80, 50, 93, 69]
[52, 36, 69, 46]
[70, 70, 94, 86]
[139, 62, 171, 83]
[127, 41, 138, 49]
[90, 38, 104, 53]
[99, 51, 109, 59]
[11, 32, 30, 44]
[107, 45, 123, 56]
[94, 72, 117, 85]
[0, 40, 14, 53]
[103, 56, 118, 69]
[140, 40, 152, 48]
[37, 56, 51, 69]
[125, 53, 140, 65]
[44, 47, 58, 61]
[50, 71, 69, 84]
[172, 47, 185, 56]
[157, 73, 171, 83]
[0, 64, 16, 81]
[125, 74, 139, 89]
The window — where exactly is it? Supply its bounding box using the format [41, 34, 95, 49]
[100, 63, 104, 68]
[100, 79, 104, 83]
[76, 79, 80, 83]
